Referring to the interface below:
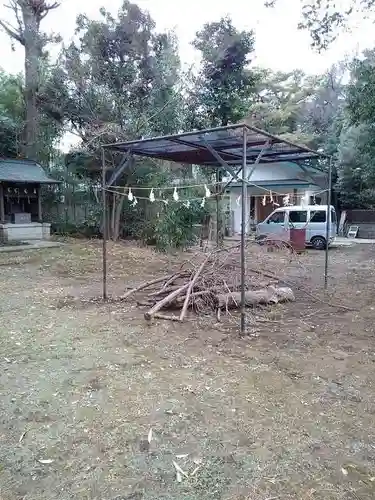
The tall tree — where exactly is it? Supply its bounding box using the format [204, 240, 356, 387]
[44, 1, 182, 149]
[0, 0, 60, 159]
[335, 49, 375, 207]
[300, 64, 346, 153]
[42, 1, 184, 240]
[189, 17, 258, 128]
[245, 65, 345, 150]
[247, 69, 316, 143]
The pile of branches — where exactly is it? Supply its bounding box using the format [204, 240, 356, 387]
[121, 242, 299, 323]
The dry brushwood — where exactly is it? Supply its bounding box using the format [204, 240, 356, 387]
[118, 243, 305, 324]
[144, 283, 190, 321]
[120, 274, 174, 300]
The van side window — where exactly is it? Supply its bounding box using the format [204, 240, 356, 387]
[310, 211, 326, 223]
[289, 210, 307, 223]
[268, 211, 285, 223]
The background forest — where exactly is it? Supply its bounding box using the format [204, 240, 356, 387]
[1, 0, 375, 247]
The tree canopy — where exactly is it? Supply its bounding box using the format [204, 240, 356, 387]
[188, 17, 258, 128]
[266, 0, 375, 50]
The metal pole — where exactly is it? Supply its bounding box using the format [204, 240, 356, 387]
[0, 183, 4, 223]
[240, 126, 247, 334]
[216, 169, 220, 248]
[102, 147, 108, 300]
[324, 157, 332, 290]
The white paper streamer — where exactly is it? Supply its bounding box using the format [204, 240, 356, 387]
[184, 200, 191, 208]
[173, 187, 179, 202]
[204, 184, 211, 198]
[262, 195, 266, 206]
[269, 191, 274, 203]
[282, 194, 290, 206]
[127, 188, 133, 202]
[132, 196, 137, 206]
[149, 188, 155, 202]
[200, 197, 205, 208]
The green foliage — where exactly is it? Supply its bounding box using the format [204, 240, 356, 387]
[0, 66, 63, 162]
[0, 0, 62, 159]
[0, 71, 24, 157]
[347, 50, 375, 126]
[144, 200, 209, 251]
[335, 50, 375, 208]
[249, 69, 315, 143]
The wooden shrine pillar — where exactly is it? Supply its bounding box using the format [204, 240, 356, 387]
[37, 185, 42, 223]
[0, 183, 5, 223]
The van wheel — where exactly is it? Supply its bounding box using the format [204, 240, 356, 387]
[311, 236, 326, 250]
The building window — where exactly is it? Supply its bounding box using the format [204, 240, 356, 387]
[289, 210, 308, 223]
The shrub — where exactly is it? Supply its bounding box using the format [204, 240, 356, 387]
[147, 200, 209, 251]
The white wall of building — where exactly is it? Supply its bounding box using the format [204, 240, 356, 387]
[229, 187, 250, 234]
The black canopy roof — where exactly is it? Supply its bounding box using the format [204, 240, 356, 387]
[102, 123, 326, 168]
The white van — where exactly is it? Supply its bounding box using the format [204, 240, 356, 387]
[256, 205, 337, 250]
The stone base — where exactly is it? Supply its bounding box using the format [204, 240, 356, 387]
[0, 223, 51, 241]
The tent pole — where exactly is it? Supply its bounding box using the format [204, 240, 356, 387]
[216, 170, 220, 248]
[240, 126, 247, 334]
[324, 157, 332, 290]
[102, 147, 108, 300]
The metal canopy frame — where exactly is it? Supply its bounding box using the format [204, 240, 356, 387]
[101, 123, 332, 334]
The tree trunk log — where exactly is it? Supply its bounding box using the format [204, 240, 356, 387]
[22, 3, 40, 160]
[217, 287, 295, 309]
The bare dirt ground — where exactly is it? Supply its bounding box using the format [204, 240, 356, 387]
[0, 240, 375, 500]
